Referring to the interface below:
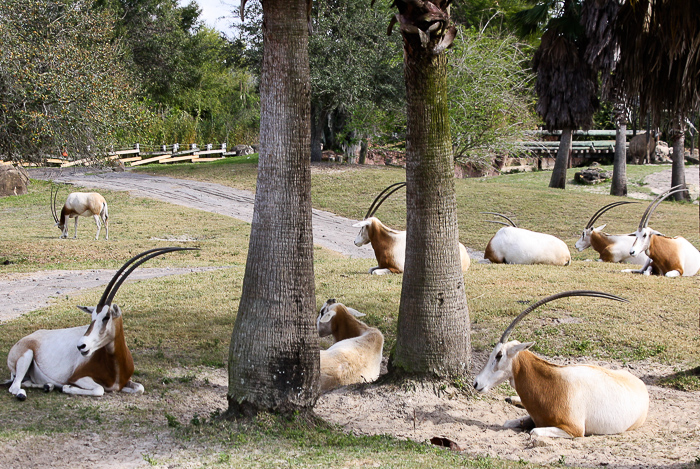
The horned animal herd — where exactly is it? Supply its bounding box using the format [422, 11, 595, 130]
[4, 176, 697, 451]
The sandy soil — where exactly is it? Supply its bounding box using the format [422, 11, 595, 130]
[2, 166, 697, 468]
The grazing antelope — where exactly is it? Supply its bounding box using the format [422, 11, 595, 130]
[5, 247, 196, 400]
[575, 201, 649, 265]
[483, 213, 571, 266]
[622, 186, 700, 277]
[473, 291, 649, 438]
[353, 182, 470, 274]
[317, 299, 384, 391]
[51, 185, 109, 240]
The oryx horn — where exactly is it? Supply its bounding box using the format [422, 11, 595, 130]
[481, 212, 517, 228]
[50, 185, 59, 224]
[499, 290, 629, 344]
[364, 182, 406, 220]
[638, 185, 689, 230]
[585, 201, 639, 229]
[96, 247, 199, 310]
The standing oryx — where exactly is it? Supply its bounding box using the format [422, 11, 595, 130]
[51, 185, 109, 240]
[5, 247, 197, 400]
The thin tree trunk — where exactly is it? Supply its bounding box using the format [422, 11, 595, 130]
[610, 105, 628, 196]
[227, 0, 318, 417]
[549, 127, 572, 189]
[671, 113, 690, 202]
[310, 103, 324, 162]
[392, 3, 471, 378]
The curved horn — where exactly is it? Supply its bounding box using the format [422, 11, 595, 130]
[97, 247, 199, 310]
[639, 185, 688, 229]
[50, 185, 59, 223]
[481, 212, 517, 228]
[585, 201, 639, 229]
[364, 182, 406, 219]
[499, 290, 629, 344]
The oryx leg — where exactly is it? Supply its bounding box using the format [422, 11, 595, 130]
[504, 415, 534, 430]
[505, 395, 525, 408]
[72, 217, 79, 239]
[93, 214, 102, 240]
[62, 377, 105, 396]
[369, 267, 392, 275]
[530, 426, 574, 438]
[8, 349, 34, 400]
[622, 257, 653, 275]
[120, 380, 144, 395]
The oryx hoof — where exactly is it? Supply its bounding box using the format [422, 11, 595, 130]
[43, 384, 54, 392]
[15, 390, 26, 401]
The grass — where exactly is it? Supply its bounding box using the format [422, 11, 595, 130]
[0, 159, 698, 467]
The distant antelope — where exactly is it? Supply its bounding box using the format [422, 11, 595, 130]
[623, 186, 700, 277]
[483, 213, 571, 266]
[5, 247, 197, 400]
[51, 185, 109, 240]
[474, 290, 649, 438]
[575, 201, 650, 265]
[353, 182, 470, 274]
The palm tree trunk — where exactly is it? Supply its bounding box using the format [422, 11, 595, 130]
[610, 105, 628, 196]
[671, 113, 690, 201]
[227, 0, 318, 417]
[391, 3, 470, 378]
[549, 127, 572, 189]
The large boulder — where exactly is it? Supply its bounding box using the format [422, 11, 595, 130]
[0, 164, 29, 197]
[574, 166, 612, 185]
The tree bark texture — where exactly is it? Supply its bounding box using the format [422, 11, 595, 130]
[392, 15, 471, 378]
[671, 114, 690, 201]
[549, 127, 572, 189]
[610, 107, 628, 196]
[228, 0, 319, 416]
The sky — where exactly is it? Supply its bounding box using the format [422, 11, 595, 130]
[187, 0, 238, 35]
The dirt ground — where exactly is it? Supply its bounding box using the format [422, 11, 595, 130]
[2, 166, 698, 468]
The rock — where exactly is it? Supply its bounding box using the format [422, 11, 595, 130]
[233, 144, 254, 156]
[574, 167, 612, 185]
[0, 164, 29, 197]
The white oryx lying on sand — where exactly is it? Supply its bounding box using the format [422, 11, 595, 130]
[353, 182, 470, 274]
[622, 185, 700, 277]
[483, 213, 571, 266]
[4, 247, 196, 400]
[575, 201, 649, 265]
[473, 290, 649, 438]
[51, 185, 109, 239]
[317, 299, 384, 391]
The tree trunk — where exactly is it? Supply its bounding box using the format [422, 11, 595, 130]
[610, 105, 628, 196]
[310, 103, 324, 162]
[670, 113, 690, 201]
[359, 139, 368, 165]
[549, 127, 572, 189]
[391, 2, 471, 379]
[227, 0, 318, 417]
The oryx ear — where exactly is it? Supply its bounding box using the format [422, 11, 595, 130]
[346, 307, 365, 318]
[352, 219, 372, 228]
[507, 341, 535, 357]
[110, 304, 122, 318]
[593, 224, 606, 232]
[77, 306, 95, 314]
[319, 310, 337, 323]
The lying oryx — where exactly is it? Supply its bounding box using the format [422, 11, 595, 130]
[623, 186, 700, 277]
[5, 247, 196, 400]
[353, 182, 470, 274]
[474, 290, 648, 438]
[51, 185, 109, 239]
[575, 201, 649, 265]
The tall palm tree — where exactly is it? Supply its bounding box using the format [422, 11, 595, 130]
[386, 0, 471, 379]
[615, 0, 699, 201]
[227, 0, 319, 417]
[582, 0, 628, 196]
[526, 0, 598, 189]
